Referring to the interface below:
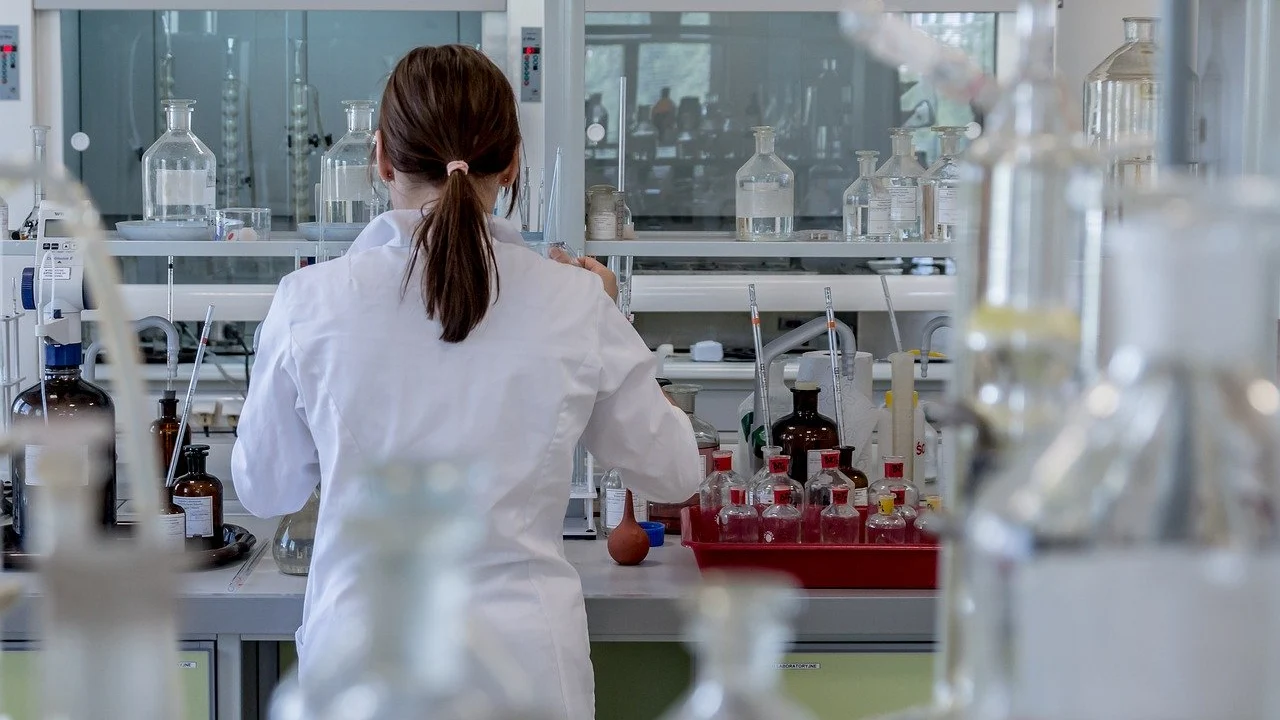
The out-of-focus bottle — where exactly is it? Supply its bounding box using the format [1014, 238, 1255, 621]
[772, 382, 839, 485]
[735, 126, 794, 242]
[838, 445, 870, 525]
[843, 150, 891, 242]
[875, 128, 926, 241]
[699, 450, 741, 539]
[656, 572, 817, 720]
[171, 445, 224, 552]
[747, 445, 783, 507]
[802, 449, 853, 543]
[150, 390, 190, 479]
[820, 486, 861, 544]
[922, 126, 966, 242]
[142, 99, 217, 224]
[866, 495, 906, 545]
[871, 455, 919, 509]
[718, 486, 759, 543]
[10, 342, 116, 552]
[320, 100, 378, 225]
[649, 384, 718, 534]
[1084, 17, 1161, 197]
[751, 454, 803, 518]
[914, 497, 942, 545]
[273, 487, 319, 575]
[893, 488, 920, 542]
[760, 486, 801, 544]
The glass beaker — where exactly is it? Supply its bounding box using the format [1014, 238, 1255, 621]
[735, 126, 794, 242]
[922, 126, 966, 242]
[320, 100, 377, 225]
[656, 572, 817, 720]
[272, 487, 319, 575]
[142, 100, 217, 224]
[843, 150, 891, 242]
[875, 128, 926, 241]
[965, 176, 1280, 720]
[649, 384, 719, 533]
[215, 207, 271, 242]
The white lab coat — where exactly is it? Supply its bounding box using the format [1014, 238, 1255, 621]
[232, 210, 702, 719]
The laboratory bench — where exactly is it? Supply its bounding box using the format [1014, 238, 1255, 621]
[0, 514, 937, 719]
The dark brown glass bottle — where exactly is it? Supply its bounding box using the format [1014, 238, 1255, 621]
[771, 382, 839, 485]
[151, 390, 191, 480]
[171, 444, 224, 551]
[9, 343, 116, 551]
[838, 445, 871, 526]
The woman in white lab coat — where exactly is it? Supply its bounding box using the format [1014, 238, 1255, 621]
[231, 45, 702, 719]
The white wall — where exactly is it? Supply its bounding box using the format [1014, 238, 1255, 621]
[1058, 0, 1161, 100]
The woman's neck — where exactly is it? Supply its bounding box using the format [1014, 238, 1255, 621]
[389, 174, 502, 213]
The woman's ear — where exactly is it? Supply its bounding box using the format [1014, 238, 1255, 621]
[502, 151, 521, 186]
[375, 130, 395, 182]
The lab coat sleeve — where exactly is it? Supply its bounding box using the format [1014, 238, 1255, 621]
[580, 292, 703, 504]
[231, 279, 321, 518]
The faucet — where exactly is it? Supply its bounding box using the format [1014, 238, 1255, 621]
[752, 317, 857, 444]
[84, 316, 181, 385]
[920, 315, 952, 378]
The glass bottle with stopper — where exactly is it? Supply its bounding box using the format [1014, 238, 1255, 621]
[865, 495, 906, 545]
[699, 450, 743, 539]
[142, 99, 217, 224]
[803, 449, 853, 543]
[170, 444, 224, 551]
[820, 486, 861, 543]
[751, 454, 803, 518]
[843, 150, 891, 242]
[875, 128, 925, 241]
[320, 100, 378, 225]
[922, 126, 966, 242]
[735, 126, 794, 242]
[718, 486, 759, 543]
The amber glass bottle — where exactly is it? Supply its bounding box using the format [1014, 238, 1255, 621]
[151, 390, 191, 479]
[838, 445, 871, 525]
[770, 382, 839, 484]
[171, 444, 224, 551]
[9, 343, 116, 552]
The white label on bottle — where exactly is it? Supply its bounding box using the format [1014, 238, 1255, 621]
[868, 198, 891, 234]
[631, 491, 648, 522]
[156, 169, 211, 207]
[737, 182, 793, 218]
[1012, 550, 1272, 720]
[603, 487, 627, 530]
[806, 451, 823, 481]
[160, 512, 186, 550]
[173, 496, 215, 537]
[24, 445, 90, 487]
[589, 213, 617, 240]
[935, 185, 959, 226]
[325, 166, 375, 202]
[888, 186, 919, 222]
[853, 487, 869, 507]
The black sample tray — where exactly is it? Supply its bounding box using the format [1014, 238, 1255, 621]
[3, 523, 257, 571]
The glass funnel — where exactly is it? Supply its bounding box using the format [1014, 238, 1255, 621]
[735, 126, 795, 242]
[656, 572, 817, 720]
[875, 128, 926, 241]
[320, 101, 378, 225]
[843, 150, 891, 242]
[964, 177, 1280, 720]
[272, 487, 319, 575]
[142, 100, 217, 224]
[922, 127, 966, 242]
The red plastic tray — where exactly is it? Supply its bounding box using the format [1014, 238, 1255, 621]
[678, 507, 938, 589]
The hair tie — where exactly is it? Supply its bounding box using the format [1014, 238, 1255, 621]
[446, 160, 470, 176]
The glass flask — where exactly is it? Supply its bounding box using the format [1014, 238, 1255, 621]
[1083, 17, 1161, 198]
[699, 450, 742, 539]
[142, 99, 217, 224]
[10, 343, 116, 552]
[272, 459, 553, 720]
[838, 445, 871, 525]
[771, 382, 839, 485]
[843, 150, 892, 242]
[802, 449, 853, 543]
[320, 101, 378, 225]
[657, 572, 816, 720]
[150, 390, 190, 479]
[735, 126, 795, 241]
[875, 128, 926, 241]
[171, 445, 224, 552]
[751, 454, 803, 518]
[760, 487, 802, 544]
[820, 486, 861, 544]
[718, 486, 759, 543]
[865, 496, 906, 545]
[650, 384, 719, 534]
[273, 487, 319, 575]
[922, 127, 966, 242]
[964, 178, 1280, 720]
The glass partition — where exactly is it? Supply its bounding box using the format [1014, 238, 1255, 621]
[584, 11, 1007, 233]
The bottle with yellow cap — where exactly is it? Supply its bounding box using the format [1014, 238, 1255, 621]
[865, 494, 906, 545]
[770, 381, 838, 485]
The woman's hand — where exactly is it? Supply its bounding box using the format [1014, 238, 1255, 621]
[550, 248, 619, 302]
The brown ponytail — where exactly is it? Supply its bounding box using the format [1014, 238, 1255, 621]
[379, 45, 522, 343]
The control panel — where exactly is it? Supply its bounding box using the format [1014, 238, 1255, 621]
[0, 26, 17, 101]
[520, 27, 542, 103]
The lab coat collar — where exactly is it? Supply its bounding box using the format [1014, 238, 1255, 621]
[348, 209, 527, 254]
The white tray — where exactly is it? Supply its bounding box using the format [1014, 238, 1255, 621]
[116, 220, 213, 242]
[298, 222, 365, 243]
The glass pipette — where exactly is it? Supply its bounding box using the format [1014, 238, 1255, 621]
[749, 283, 771, 446]
[824, 287, 847, 445]
[165, 304, 215, 488]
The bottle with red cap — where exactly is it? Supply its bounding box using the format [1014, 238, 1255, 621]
[717, 486, 760, 543]
[699, 450, 744, 541]
[751, 454, 804, 519]
[865, 495, 906, 544]
[760, 486, 802, 544]
[819, 486, 861, 544]
[837, 445, 870, 526]
[871, 455, 920, 540]
[802, 449, 854, 543]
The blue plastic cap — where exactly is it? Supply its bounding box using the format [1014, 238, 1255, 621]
[45, 342, 83, 368]
[20, 268, 35, 311]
